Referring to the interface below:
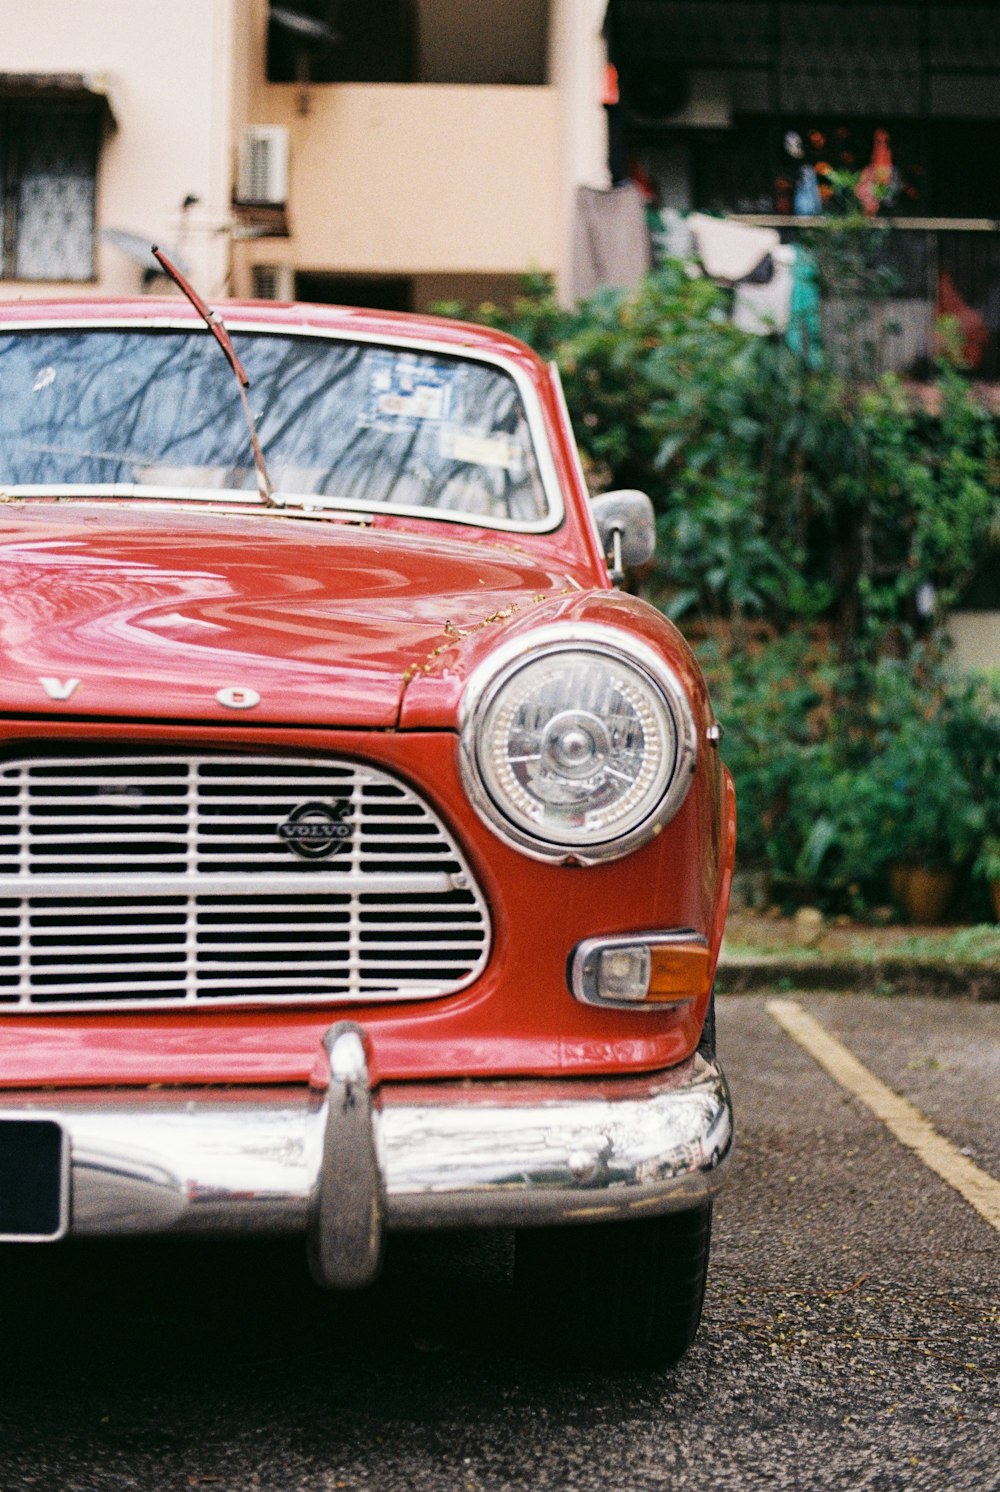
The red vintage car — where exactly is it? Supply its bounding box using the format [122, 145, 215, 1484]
[0, 295, 735, 1365]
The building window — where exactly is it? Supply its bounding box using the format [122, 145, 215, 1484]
[268, 0, 417, 84]
[267, 0, 550, 87]
[0, 104, 99, 281]
[294, 271, 414, 312]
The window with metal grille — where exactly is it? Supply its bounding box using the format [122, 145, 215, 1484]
[0, 103, 98, 282]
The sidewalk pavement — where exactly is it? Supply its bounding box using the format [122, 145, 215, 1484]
[717, 909, 1000, 1000]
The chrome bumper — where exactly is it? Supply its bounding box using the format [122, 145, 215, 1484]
[1, 1024, 733, 1288]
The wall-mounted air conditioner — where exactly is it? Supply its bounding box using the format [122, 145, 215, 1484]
[237, 126, 289, 205]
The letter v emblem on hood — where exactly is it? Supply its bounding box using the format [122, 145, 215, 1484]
[40, 677, 81, 701]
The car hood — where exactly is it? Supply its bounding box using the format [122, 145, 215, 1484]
[0, 503, 575, 727]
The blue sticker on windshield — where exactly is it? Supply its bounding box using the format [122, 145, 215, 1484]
[363, 354, 455, 432]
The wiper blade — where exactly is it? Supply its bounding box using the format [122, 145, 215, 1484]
[151, 246, 279, 510]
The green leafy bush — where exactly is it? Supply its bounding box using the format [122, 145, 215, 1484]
[445, 262, 1000, 914]
[446, 265, 998, 654]
[704, 641, 999, 910]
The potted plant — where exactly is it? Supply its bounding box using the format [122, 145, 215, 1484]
[872, 720, 985, 922]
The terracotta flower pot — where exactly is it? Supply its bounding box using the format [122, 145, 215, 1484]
[899, 865, 955, 924]
[888, 863, 912, 908]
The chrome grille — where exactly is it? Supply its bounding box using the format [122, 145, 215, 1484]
[0, 753, 490, 1010]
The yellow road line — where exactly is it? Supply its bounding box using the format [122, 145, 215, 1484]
[767, 998, 1000, 1234]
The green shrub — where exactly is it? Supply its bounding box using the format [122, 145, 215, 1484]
[694, 632, 838, 879]
[702, 641, 999, 910]
[444, 263, 1000, 913]
[446, 266, 999, 656]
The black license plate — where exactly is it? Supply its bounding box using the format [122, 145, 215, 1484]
[0, 1118, 68, 1241]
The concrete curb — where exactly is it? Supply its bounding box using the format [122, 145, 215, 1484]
[716, 955, 1000, 1001]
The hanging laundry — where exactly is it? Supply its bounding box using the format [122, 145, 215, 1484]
[571, 183, 652, 300]
[733, 245, 797, 336]
[686, 213, 779, 285]
[786, 249, 823, 369]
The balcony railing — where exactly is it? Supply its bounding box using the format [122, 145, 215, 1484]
[731, 217, 1000, 380]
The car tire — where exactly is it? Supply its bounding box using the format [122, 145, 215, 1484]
[513, 1203, 713, 1368]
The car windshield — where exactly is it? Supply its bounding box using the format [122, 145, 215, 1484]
[0, 327, 552, 528]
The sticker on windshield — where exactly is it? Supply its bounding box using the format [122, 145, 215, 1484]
[364, 355, 455, 430]
[440, 429, 518, 470]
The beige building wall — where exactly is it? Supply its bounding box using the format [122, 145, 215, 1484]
[232, 0, 566, 297]
[231, 82, 562, 292]
[0, 0, 237, 299]
[0, 0, 607, 303]
[235, 0, 611, 299]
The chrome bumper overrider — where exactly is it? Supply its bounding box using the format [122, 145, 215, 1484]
[1, 1024, 733, 1288]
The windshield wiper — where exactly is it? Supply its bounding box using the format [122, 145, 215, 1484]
[151, 246, 279, 509]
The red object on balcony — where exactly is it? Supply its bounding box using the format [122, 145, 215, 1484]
[856, 129, 895, 217]
[937, 270, 989, 371]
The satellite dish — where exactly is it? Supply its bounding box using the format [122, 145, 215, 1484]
[270, 5, 338, 52]
[100, 230, 191, 286]
[269, 4, 339, 111]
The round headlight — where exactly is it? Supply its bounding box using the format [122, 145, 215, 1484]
[460, 625, 697, 862]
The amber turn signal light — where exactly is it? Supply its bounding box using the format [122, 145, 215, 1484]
[647, 943, 712, 1003]
[571, 932, 711, 1010]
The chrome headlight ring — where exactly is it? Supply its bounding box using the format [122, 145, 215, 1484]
[458, 623, 698, 864]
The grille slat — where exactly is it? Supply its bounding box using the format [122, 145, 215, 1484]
[0, 753, 490, 1011]
[25, 817, 182, 829]
[0, 872, 454, 895]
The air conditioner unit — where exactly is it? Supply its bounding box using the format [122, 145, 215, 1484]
[252, 264, 296, 301]
[237, 126, 289, 205]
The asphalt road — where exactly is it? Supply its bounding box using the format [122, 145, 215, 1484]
[0, 993, 996, 1492]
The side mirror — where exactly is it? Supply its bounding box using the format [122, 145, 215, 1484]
[589, 490, 656, 584]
